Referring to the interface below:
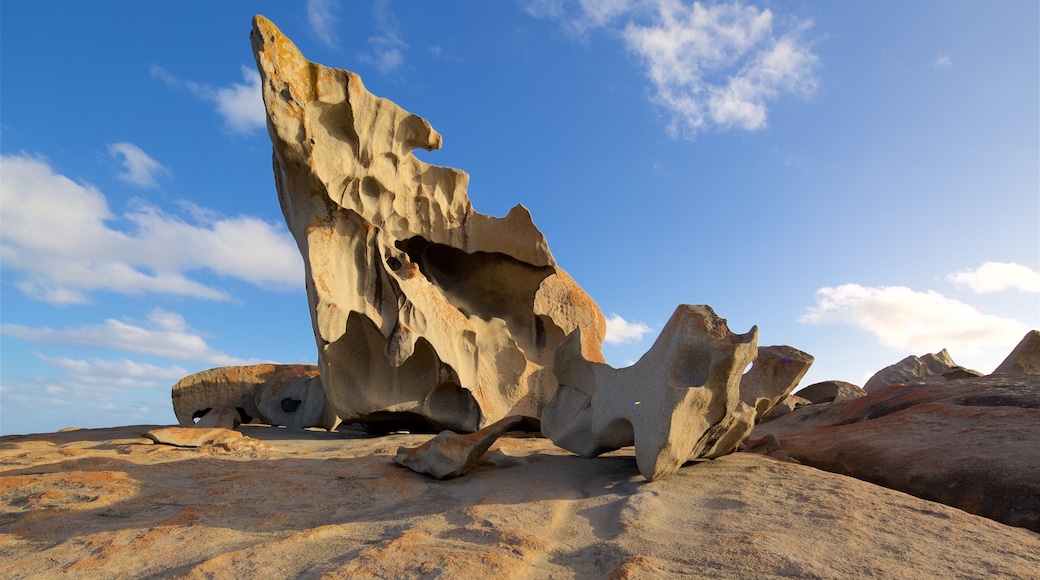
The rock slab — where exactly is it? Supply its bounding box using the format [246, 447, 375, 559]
[393, 415, 525, 479]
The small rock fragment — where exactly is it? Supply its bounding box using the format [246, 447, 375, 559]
[393, 415, 525, 479]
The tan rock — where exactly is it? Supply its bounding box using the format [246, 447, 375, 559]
[993, 330, 1040, 374]
[194, 405, 241, 430]
[863, 348, 981, 392]
[542, 304, 761, 481]
[760, 394, 811, 420]
[141, 427, 243, 448]
[253, 367, 331, 429]
[3, 425, 1038, 578]
[393, 415, 525, 479]
[739, 344, 813, 420]
[171, 364, 323, 428]
[250, 16, 605, 432]
[747, 374, 1040, 531]
[793, 380, 866, 404]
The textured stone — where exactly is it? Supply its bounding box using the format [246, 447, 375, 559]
[253, 366, 331, 430]
[760, 394, 811, 420]
[141, 427, 244, 448]
[393, 415, 525, 479]
[993, 330, 1040, 375]
[793, 380, 866, 404]
[251, 16, 605, 433]
[171, 364, 325, 428]
[862, 349, 981, 392]
[194, 405, 242, 430]
[541, 304, 763, 481]
[747, 374, 1040, 531]
[739, 345, 814, 421]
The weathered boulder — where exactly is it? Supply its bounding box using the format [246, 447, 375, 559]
[393, 415, 525, 479]
[793, 380, 866, 404]
[993, 330, 1040, 374]
[746, 374, 1040, 531]
[739, 345, 813, 421]
[541, 305, 770, 482]
[171, 364, 330, 430]
[251, 16, 605, 433]
[862, 348, 981, 392]
[253, 366, 330, 429]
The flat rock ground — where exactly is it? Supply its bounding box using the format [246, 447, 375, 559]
[1, 425, 1038, 579]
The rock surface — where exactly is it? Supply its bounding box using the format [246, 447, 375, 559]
[393, 415, 526, 479]
[994, 330, 1040, 374]
[2, 425, 1038, 578]
[193, 405, 242, 430]
[251, 15, 605, 433]
[739, 345, 814, 420]
[862, 349, 981, 392]
[171, 364, 329, 429]
[748, 374, 1040, 531]
[793, 380, 866, 404]
[141, 427, 245, 448]
[543, 305, 769, 482]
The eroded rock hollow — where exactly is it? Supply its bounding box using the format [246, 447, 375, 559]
[251, 16, 606, 432]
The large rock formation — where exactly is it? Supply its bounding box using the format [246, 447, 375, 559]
[171, 364, 332, 430]
[747, 373, 1040, 531]
[862, 348, 981, 392]
[541, 305, 807, 481]
[251, 15, 605, 433]
[993, 330, 1040, 374]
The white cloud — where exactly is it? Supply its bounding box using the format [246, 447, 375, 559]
[949, 262, 1040, 294]
[527, 0, 818, 137]
[150, 64, 266, 134]
[0, 153, 302, 304]
[799, 283, 1030, 353]
[360, 0, 408, 74]
[933, 54, 953, 68]
[1, 308, 256, 366]
[604, 313, 653, 344]
[308, 0, 340, 48]
[35, 355, 190, 390]
[108, 142, 170, 188]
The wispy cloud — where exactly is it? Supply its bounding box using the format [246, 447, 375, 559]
[799, 283, 1030, 353]
[949, 262, 1040, 294]
[1, 308, 256, 366]
[108, 142, 170, 188]
[308, 0, 341, 49]
[526, 0, 818, 138]
[359, 0, 408, 74]
[604, 313, 653, 344]
[0, 153, 302, 304]
[151, 64, 266, 134]
[933, 54, 953, 68]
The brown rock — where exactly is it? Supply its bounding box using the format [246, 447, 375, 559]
[747, 374, 1040, 531]
[141, 427, 243, 448]
[760, 394, 811, 420]
[739, 345, 814, 420]
[193, 405, 241, 430]
[862, 349, 981, 392]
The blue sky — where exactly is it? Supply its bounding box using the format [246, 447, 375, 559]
[1, 1, 1037, 435]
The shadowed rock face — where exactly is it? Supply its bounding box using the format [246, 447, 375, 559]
[251, 16, 605, 432]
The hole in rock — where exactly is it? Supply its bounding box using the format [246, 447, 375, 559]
[192, 408, 212, 424]
[385, 256, 402, 271]
[280, 398, 302, 414]
[236, 408, 254, 424]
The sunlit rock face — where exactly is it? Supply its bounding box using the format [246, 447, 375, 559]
[251, 15, 606, 433]
[541, 305, 808, 482]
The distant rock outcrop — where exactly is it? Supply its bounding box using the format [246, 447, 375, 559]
[250, 15, 606, 433]
[993, 330, 1040, 375]
[171, 364, 332, 430]
[793, 380, 866, 404]
[862, 349, 982, 392]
